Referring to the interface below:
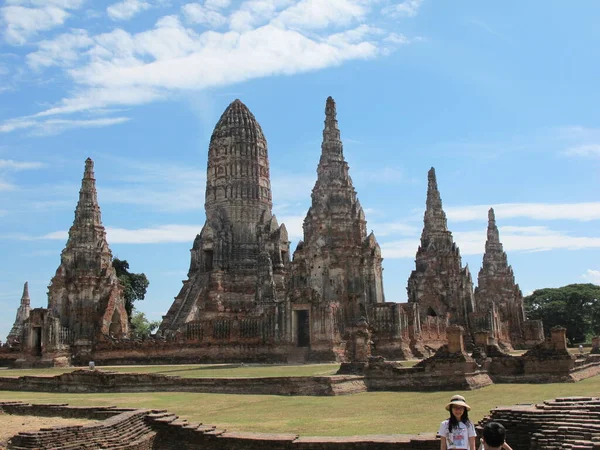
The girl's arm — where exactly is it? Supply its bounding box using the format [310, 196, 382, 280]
[469, 436, 476, 450]
[440, 436, 447, 450]
[502, 443, 514, 450]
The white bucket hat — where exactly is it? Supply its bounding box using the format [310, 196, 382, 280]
[445, 394, 471, 411]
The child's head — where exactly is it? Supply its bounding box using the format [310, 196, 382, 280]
[482, 422, 506, 449]
[445, 394, 470, 423]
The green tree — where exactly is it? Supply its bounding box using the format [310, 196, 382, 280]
[524, 283, 600, 344]
[130, 309, 160, 339]
[112, 258, 149, 318]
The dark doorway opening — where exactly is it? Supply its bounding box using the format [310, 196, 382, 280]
[33, 327, 42, 356]
[296, 310, 310, 347]
[204, 250, 213, 271]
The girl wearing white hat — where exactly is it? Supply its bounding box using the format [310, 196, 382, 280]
[438, 394, 476, 450]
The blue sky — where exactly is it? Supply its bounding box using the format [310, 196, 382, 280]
[2, 0, 600, 341]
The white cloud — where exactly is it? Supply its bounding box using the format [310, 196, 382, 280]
[27, 29, 93, 69]
[581, 269, 600, 284]
[182, 3, 227, 28]
[107, 0, 151, 21]
[206, 0, 231, 9]
[0, 159, 44, 170]
[275, 0, 368, 30]
[371, 221, 419, 237]
[380, 225, 600, 259]
[0, 180, 16, 191]
[445, 202, 600, 222]
[276, 214, 304, 240]
[2, 5, 69, 44]
[1, 0, 83, 44]
[3, 2, 412, 128]
[0, 116, 130, 134]
[381, 0, 423, 18]
[563, 144, 600, 158]
[39, 225, 200, 244]
[229, 0, 290, 32]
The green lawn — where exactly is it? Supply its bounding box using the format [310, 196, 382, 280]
[0, 363, 340, 378]
[1, 373, 599, 436]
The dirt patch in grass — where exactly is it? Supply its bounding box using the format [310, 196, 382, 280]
[0, 414, 99, 448]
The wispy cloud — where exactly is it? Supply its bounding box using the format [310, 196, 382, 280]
[1, 0, 83, 45]
[2, 0, 417, 132]
[381, 0, 423, 18]
[41, 224, 200, 244]
[581, 269, 600, 284]
[380, 225, 600, 259]
[0, 117, 130, 134]
[107, 0, 151, 21]
[0, 159, 44, 170]
[563, 144, 600, 158]
[445, 202, 600, 222]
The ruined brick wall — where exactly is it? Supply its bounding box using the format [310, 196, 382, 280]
[477, 397, 600, 450]
[3, 403, 155, 450]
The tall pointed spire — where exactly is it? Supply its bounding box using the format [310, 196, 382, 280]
[420, 167, 450, 247]
[321, 96, 343, 161]
[21, 281, 30, 307]
[475, 207, 525, 347]
[48, 158, 129, 341]
[485, 207, 502, 249]
[290, 95, 384, 358]
[408, 167, 475, 330]
[59, 157, 112, 275]
[6, 281, 31, 345]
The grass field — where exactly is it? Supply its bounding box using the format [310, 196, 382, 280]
[1, 366, 599, 436]
[0, 361, 421, 379]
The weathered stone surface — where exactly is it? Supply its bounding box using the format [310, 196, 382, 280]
[18, 159, 128, 365]
[407, 168, 475, 345]
[288, 97, 386, 361]
[474, 208, 528, 349]
[6, 282, 31, 346]
[477, 396, 600, 450]
[0, 369, 366, 396]
[159, 99, 289, 344]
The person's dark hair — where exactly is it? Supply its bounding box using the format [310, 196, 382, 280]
[483, 422, 506, 447]
[448, 405, 470, 432]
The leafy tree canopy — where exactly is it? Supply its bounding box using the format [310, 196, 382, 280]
[130, 309, 160, 339]
[112, 258, 149, 318]
[524, 283, 600, 344]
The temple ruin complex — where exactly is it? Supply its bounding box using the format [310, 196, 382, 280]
[3, 97, 545, 366]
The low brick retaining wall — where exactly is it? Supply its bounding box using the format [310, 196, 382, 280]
[0, 369, 367, 396]
[1, 402, 439, 450]
[1, 402, 157, 449]
[477, 396, 600, 450]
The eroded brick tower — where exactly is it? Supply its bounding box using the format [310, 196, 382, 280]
[407, 168, 475, 333]
[6, 282, 31, 346]
[474, 207, 525, 347]
[289, 96, 384, 360]
[47, 158, 129, 344]
[160, 99, 289, 336]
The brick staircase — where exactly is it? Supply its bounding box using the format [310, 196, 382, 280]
[479, 397, 600, 450]
[7, 408, 157, 449]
